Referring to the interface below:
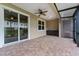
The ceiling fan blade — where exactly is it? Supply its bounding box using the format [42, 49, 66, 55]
[38, 14, 41, 17]
[42, 13, 46, 16]
[34, 12, 39, 14]
[43, 11, 48, 13]
[38, 9, 42, 12]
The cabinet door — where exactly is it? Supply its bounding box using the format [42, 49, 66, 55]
[20, 14, 28, 40]
[4, 9, 18, 43]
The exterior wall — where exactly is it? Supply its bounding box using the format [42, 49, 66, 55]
[30, 18, 46, 39]
[46, 19, 59, 30]
[46, 19, 59, 36]
[0, 3, 46, 40]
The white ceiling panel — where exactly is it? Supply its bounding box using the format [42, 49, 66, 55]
[11, 3, 79, 20]
[59, 8, 76, 17]
[56, 3, 79, 10]
[12, 3, 59, 20]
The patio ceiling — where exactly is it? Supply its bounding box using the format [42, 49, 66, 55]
[55, 3, 79, 18]
[12, 3, 59, 20]
[11, 3, 79, 20]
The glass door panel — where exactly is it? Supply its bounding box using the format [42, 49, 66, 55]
[4, 9, 18, 43]
[20, 14, 28, 40]
[20, 28, 28, 40]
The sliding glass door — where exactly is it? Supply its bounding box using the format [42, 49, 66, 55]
[4, 9, 29, 44]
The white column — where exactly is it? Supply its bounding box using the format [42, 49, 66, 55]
[28, 16, 30, 40]
[18, 14, 20, 41]
[0, 7, 4, 48]
[59, 19, 62, 38]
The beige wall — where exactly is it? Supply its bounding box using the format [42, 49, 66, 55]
[0, 3, 46, 39]
[46, 19, 59, 30]
[30, 18, 46, 39]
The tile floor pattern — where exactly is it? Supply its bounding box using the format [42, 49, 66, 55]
[0, 36, 79, 56]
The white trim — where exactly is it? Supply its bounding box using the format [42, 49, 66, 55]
[0, 7, 5, 48]
[3, 38, 29, 47]
[0, 4, 31, 47]
[18, 14, 20, 41]
[59, 19, 62, 37]
[28, 15, 31, 40]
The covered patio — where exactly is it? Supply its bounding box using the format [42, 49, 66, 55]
[0, 36, 79, 56]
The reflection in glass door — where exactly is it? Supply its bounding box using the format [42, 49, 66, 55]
[4, 9, 29, 44]
[20, 14, 28, 40]
[4, 9, 18, 43]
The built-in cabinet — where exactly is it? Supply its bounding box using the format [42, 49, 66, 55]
[0, 7, 29, 47]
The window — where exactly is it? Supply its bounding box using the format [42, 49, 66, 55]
[38, 20, 45, 30]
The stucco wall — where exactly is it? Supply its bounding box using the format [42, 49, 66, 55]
[30, 17, 46, 39]
[0, 3, 46, 39]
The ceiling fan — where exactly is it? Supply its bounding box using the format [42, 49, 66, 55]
[35, 9, 48, 17]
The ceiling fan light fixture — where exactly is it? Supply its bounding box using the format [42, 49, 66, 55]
[35, 9, 48, 16]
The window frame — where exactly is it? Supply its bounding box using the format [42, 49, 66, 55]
[37, 18, 45, 31]
[1, 5, 30, 46]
